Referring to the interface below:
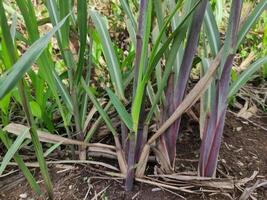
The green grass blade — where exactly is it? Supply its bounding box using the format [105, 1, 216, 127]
[214, 0, 224, 24]
[84, 101, 112, 142]
[0, 2, 17, 65]
[44, 142, 63, 157]
[10, 13, 17, 43]
[81, 79, 117, 135]
[46, 0, 76, 80]
[0, 127, 29, 175]
[228, 56, 267, 98]
[0, 15, 69, 100]
[146, 0, 201, 81]
[146, 81, 160, 119]
[84, 70, 134, 142]
[204, 2, 221, 55]
[75, 0, 88, 83]
[3, 2, 23, 20]
[52, 70, 73, 112]
[146, 34, 185, 123]
[0, 3, 55, 195]
[58, 0, 71, 48]
[237, 0, 267, 48]
[120, 0, 137, 31]
[126, 18, 137, 48]
[45, 0, 63, 43]
[16, 0, 73, 115]
[90, 9, 125, 101]
[106, 88, 133, 130]
[149, 0, 185, 66]
[0, 93, 10, 115]
[15, 0, 39, 43]
[0, 130, 42, 195]
[131, 0, 153, 132]
[166, 0, 184, 79]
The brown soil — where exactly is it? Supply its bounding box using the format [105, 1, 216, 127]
[0, 112, 266, 200]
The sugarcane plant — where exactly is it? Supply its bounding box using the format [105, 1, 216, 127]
[1, 0, 267, 198]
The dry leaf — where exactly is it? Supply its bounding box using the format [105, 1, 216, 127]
[237, 103, 257, 119]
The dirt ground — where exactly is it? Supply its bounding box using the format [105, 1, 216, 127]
[0, 112, 266, 200]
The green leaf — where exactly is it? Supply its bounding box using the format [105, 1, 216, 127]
[228, 56, 267, 98]
[146, 23, 191, 123]
[131, 0, 153, 132]
[0, 127, 29, 175]
[106, 88, 133, 130]
[16, 0, 74, 117]
[81, 79, 117, 136]
[204, 2, 221, 55]
[75, 0, 88, 83]
[44, 142, 63, 157]
[52, 69, 73, 112]
[30, 101, 42, 119]
[0, 130, 42, 195]
[0, 14, 70, 100]
[237, 0, 267, 48]
[0, 93, 11, 114]
[119, 0, 137, 31]
[10, 13, 17, 43]
[90, 9, 125, 101]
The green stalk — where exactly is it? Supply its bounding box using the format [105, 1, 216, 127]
[17, 0, 75, 159]
[125, 0, 152, 191]
[18, 81, 54, 198]
[1, 32, 53, 200]
[0, 1, 71, 197]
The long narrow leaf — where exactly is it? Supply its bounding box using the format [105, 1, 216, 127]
[75, 0, 88, 83]
[0, 128, 29, 175]
[120, 0, 137, 30]
[106, 88, 133, 130]
[0, 130, 42, 195]
[204, 2, 221, 55]
[228, 56, 267, 98]
[90, 10, 125, 100]
[237, 0, 267, 48]
[81, 79, 117, 135]
[0, 15, 69, 99]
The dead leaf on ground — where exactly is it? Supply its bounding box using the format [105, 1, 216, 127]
[237, 102, 257, 119]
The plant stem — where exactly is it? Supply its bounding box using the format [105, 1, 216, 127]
[199, 0, 243, 177]
[165, 0, 208, 166]
[71, 87, 86, 160]
[126, 0, 148, 191]
[18, 81, 54, 199]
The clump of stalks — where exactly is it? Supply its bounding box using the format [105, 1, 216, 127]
[0, 0, 267, 198]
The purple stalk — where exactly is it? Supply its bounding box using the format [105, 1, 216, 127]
[125, 0, 148, 191]
[199, 0, 243, 177]
[161, 73, 175, 163]
[162, 0, 208, 167]
[133, 0, 147, 94]
[135, 104, 147, 160]
[125, 137, 136, 190]
[120, 121, 128, 153]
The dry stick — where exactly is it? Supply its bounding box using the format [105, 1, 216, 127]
[135, 178, 195, 194]
[114, 134, 128, 175]
[136, 49, 223, 177]
[91, 185, 110, 200]
[4, 123, 116, 149]
[4, 160, 119, 171]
